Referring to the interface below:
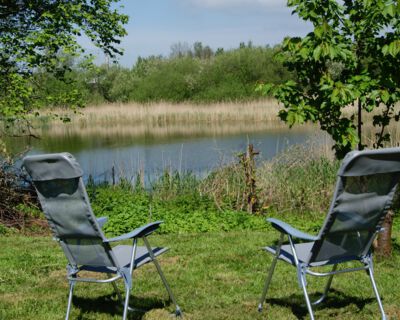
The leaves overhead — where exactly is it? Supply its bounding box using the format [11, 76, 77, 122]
[260, 0, 400, 158]
[0, 0, 128, 137]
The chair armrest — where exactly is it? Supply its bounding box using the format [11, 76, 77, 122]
[267, 218, 318, 241]
[97, 216, 108, 229]
[105, 221, 163, 243]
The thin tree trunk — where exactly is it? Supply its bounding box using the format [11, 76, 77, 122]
[374, 210, 394, 258]
[357, 99, 363, 150]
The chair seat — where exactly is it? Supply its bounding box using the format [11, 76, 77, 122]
[80, 245, 169, 273]
[264, 242, 330, 267]
[264, 242, 363, 267]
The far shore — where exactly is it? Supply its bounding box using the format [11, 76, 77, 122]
[34, 99, 302, 138]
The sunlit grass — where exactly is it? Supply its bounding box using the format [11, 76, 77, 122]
[1, 228, 400, 320]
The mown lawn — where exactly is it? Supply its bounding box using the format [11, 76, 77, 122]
[1, 229, 400, 320]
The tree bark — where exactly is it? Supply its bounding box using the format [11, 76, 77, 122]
[357, 99, 363, 151]
[239, 144, 259, 214]
[374, 210, 394, 258]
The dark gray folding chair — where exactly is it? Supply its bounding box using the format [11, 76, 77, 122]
[23, 153, 182, 320]
[258, 147, 400, 320]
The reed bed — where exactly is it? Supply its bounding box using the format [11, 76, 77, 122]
[63, 99, 282, 124]
[39, 120, 318, 141]
[34, 100, 286, 136]
[35, 101, 400, 145]
[199, 140, 338, 216]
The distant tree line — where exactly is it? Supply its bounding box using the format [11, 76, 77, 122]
[36, 42, 291, 106]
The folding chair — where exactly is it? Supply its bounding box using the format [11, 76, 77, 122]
[258, 147, 400, 320]
[23, 153, 182, 320]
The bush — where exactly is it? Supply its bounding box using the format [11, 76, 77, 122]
[0, 159, 40, 230]
[89, 176, 267, 236]
[36, 44, 292, 105]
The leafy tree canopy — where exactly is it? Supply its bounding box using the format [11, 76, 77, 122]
[258, 0, 400, 158]
[0, 0, 128, 137]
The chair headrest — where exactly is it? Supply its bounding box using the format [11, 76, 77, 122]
[339, 147, 400, 177]
[23, 153, 84, 181]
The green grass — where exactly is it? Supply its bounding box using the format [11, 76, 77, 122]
[1, 226, 400, 320]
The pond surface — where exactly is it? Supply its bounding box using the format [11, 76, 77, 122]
[9, 122, 328, 184]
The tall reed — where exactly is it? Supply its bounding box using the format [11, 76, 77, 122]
[199, 141, 338, 215]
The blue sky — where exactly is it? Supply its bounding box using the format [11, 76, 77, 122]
[86, 0, 312, 66]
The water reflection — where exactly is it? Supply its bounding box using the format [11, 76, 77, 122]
[7, 123, 328, 183]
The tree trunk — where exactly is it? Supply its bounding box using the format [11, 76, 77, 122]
[374, 210, 394, 258]
[357, 99, 363, 151]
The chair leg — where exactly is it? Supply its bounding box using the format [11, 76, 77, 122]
[122, 284, 131, 320]
[65, 281, 75, 320]
[142, 237, 182, 316]
[366, 260, 386, 320]
[312, 264, 337, 306]
[258, 253, 279, 312]
[298, 271, 315, 320]
[258, 233, 284, 312]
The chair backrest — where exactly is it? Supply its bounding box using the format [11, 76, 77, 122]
[23, 153, 119, 268]
[308, 147, 400, 264]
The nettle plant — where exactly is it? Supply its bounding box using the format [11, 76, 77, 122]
[258, 0, 400, 158]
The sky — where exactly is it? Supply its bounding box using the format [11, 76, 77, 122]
[85, 0, 312, 67]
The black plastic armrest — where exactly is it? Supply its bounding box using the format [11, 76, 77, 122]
[105, 221, 163, 243]
[267, 218, 318, 241]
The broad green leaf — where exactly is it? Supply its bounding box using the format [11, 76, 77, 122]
[383, 3, 396, 17]
[313, 46, 323, 61]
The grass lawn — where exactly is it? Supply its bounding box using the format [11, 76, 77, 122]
[1, 229, 400, 320]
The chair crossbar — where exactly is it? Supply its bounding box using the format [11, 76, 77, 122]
[67, 274, 122, 283]
[306, 265, 368, 277]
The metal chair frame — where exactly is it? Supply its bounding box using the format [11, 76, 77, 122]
[65, 235, 182, 320]
[257, 231, 386, 320]
[22, 153, 182, 320]
[257, 147, 400, 320]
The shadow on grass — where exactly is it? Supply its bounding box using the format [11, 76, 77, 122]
[392, 241, 400, 254]
[268, 289, 375, 319]
[73, 293, 170, 320]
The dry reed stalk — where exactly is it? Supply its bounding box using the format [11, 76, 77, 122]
[37, 119, 318, 139]
[33, 99, 322, 138]
[39, 99, 283, 125]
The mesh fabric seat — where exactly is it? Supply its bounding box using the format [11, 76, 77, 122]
[23, 153, 182, 320]
[258, 147, 400, 320]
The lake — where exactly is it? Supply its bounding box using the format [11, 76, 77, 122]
[11, 122, 328, 184]
[4, 102, 399, 185]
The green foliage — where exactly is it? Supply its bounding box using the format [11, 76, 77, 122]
[89, 172, 267, 236]
[130, 57, 201, 102]
[0, 0, 128, 139]
[132, 45, 290, 103]
[0, 223, 9, 235]
[258, 0, 400, 158]
[14, 203, 44, 220]
[90, 186, 151, 235]
[86, 149, 341, 236]
[35, 44, 291, 105]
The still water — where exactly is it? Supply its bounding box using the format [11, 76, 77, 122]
[13, 124, 326, 183]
